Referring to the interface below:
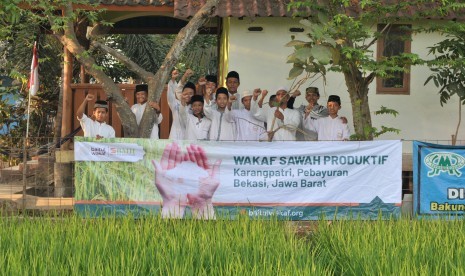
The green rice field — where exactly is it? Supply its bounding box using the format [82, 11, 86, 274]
[0, 214, 464, 275]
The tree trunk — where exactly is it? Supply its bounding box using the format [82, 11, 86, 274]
[139, 0, 220, 138]
[55, 3, 139, 137]
[344, 72, 373, 140]
[87, 0, 219, 138]
[91, 40, 156, 138]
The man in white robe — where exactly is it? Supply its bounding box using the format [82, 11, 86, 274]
[232, 90, 266, 141]
[167, 69, 179, 100]
[169, 69, 194, 140]
[305, 95, 350, 141]
[289, 87, 329, 141]
[180, 95, 211, 141]
[130, 84, 162, 139]
[77, 94, 115, 139]
[204, 87, 236, 141]
[226, 71, 242, 110]
[251, 87, 301, 141]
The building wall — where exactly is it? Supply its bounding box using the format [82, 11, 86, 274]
[226, 17, 463, 152]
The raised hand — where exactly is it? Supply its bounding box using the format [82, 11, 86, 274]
[152, 143, 222, 219]
[184, 69, 194, 78]
[205, 86, 214, 104]
[185, 144, 222, 220]
[291, 90, 301, 98]
[306, 102, 315, 111]
[85, 94, 95, 102]
[274, 108, 284, 120]
[229, 95, 237, 104]
[253, 88, 261, 100]
[151, 142, 187, 218]
[171, 69, 179, 80]
[198, 76, 207, 86]
[180, 91, 192, 106]
[149, 101, 160, 112]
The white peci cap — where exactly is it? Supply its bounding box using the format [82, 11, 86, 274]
[241, 90, 253, 97]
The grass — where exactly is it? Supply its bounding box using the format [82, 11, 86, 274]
[0, 213, 464, 275]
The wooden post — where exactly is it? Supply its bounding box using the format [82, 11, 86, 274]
[55, 47, 74, 198]
[80, 65, 89, 84]
[61, 47, 73, 149]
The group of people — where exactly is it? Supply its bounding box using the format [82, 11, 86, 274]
[77, 69, 350, 141]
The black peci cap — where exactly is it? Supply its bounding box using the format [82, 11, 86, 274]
[226, 71, 240, 82]
[327, 95, 341, 105]
[135, 84, 148, 93]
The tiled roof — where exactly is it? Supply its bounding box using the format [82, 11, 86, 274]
[92, 0, 174, 6]
[345, 0, 464, 20]
[93, 0, 464, 20]
[173, 0, 465, 19]
[174, 0, 293, 18]
[92, 0, 290, 16]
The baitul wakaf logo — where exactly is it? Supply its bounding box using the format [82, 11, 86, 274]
[424, 152, 465, 177]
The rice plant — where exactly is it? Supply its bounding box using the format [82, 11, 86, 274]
[1, 211, 464, 275]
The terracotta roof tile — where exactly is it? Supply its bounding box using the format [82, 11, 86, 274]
[93, 0, 464, 20]
[95, 0, 174, 6]
[173, 0, 465, 19]
[174, 0, 294, 18]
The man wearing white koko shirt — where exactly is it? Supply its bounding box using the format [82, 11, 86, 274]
[76, 94, 115, 139]
[250, 87, 301, 141]
[130, 84, 163, 139]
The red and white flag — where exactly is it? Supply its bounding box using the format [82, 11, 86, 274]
[28, 41, 39, 96]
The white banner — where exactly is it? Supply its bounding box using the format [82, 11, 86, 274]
[75, 139, 402, 219]
[211, 140, 402, 204]
[75, 142, 145, 162]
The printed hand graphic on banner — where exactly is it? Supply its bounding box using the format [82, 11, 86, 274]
[184, 144, 222, 219]
[152, 143, 188, 218]
[152, 142, 222, 219]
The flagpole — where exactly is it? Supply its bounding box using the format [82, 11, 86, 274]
[26, 86, 32, 139]
[22, 41, 38, 211]
[22, 87, 31, 211]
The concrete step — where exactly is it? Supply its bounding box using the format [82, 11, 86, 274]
[0, 166, 23, 182]
[38, 154, 55, 163]
[0, 194, 74, 210]
[0, 163, 44, 184]
[19, 159, 39, 173]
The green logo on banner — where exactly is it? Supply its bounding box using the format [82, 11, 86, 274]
[424, 152, 465, 177]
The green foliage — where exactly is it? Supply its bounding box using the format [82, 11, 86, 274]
[93, 34, 171, 82]
[0, 87, 22, 135]
[0, 0, 106, 140]
[374, 106, 399, 117]
[286, 1, 440, 82]
[0, 33, 62, 151]
[0, 21, 63, 141]
[350, 106, 400, 140]
[425, 21, 465, 106]
[91, 34, 217, 83]
[181, 34, 218, 76]
[287, 0, 464, 139]
[0, 0, 217, 141]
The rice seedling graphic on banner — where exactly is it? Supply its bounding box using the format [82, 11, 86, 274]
[75, 137, 402, 219]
